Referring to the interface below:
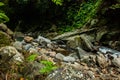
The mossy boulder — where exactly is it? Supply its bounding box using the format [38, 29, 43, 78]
[0, 31, 12, 47]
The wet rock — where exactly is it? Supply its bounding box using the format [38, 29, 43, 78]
[96, 53, 108, 68]
[55, 53, 65, 61]
[98, 46, 120, 58]
[112, 57, 120, 68]
[0, 31, 12, 47]
[24, 36, 34, 43]
[63, 56, 76, 62]
[0, 46, 24, 63]
[13, 32, 24, 41]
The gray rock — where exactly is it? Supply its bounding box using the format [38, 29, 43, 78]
[99, 46, 120, 58]
[36, 35, 52, 44]
[55, 53, 65, 60]
[96, 53, 108, 68]
[28, 48, 39, 54]
[0, 46, 24, 63]
[112, 57, 120, 68]
[12, 41, 23, 51]
[0, 23, 13, 36]
[23, 44, 33, 50]
[80, 34, 94, 51]
[45, 65, 92, 80]
[31, 42, 39, 47]
[66, 35, 81, 49]
[87, 71, 95, 79]
[0, 23, 8, 31]
[76, 47, 89, 59]
[53, 30, 80, 40]
[63, 56, 76, 62]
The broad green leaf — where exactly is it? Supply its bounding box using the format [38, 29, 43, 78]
[0, 13, 9, 23]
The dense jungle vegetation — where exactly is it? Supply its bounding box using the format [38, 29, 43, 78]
[0, 0, 119, 33]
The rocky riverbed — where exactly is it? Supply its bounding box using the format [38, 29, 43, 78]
[0, 23, 120, 80]
[0, 35, 120, 79]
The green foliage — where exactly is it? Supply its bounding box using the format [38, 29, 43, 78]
[52, 0, 63, 5]
[110, 4, 120, 9]
[27, 54, 37, 62]
[0, 2, 4, 6]
[39, 60, 57, 74]
[0, 13, 9, 23]
[0, 2, 9, 23]
[16, 0, 29, 4]
[66, 0, 103, 29]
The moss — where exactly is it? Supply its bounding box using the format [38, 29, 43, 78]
[0, 31, 11, 47]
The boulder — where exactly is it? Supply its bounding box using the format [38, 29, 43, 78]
[66, 35, 82, 49]
[55, 53, 65, 61]
[96, 53, 108, 68]
[0, 31, 12, 47]
[12, 41, 23, 51]
[112, 57, 120, 68]
[0, 23, 13, 36]
[0, 46, 24, 64]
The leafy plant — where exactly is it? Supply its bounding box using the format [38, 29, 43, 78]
[57, 0, 103, 33]
[27, 54, 37, 62]
[39, 60, 57, 74]
[0, 2, 9, 23]
[52, 0, 63, 5]
[0, 2, 4, 6]
[110, 4, 120, 9]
